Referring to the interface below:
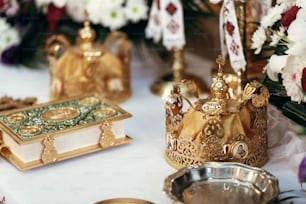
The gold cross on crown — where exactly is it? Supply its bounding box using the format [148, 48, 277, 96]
[216, 54, 225, 73]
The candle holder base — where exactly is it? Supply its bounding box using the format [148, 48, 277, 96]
[150, 72, 209, 98]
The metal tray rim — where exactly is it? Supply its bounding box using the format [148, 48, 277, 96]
[164, 162, 280, 204]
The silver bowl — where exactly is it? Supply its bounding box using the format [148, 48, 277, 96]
[164, 162, 279, 204]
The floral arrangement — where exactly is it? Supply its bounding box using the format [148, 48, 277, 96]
[0, 0, 149, 66]
[251, 0, 306, 103]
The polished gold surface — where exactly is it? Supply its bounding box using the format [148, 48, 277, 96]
[150, 49, 209, 98]
[94, 106, 117, 118]
[46, 21, 132, 103]
[165, 56, 270, 169]
[18, 126, 41, 136]
[164, 162, 280, 204]
[95, 198, 154, 204]
[41, 107, 80, 122]
[6, 113, 26, 123]
[79, 96, 100, 106]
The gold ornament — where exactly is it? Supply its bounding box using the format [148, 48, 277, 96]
[99, 121, 116, 148]
[46, 21, 132, 103]
[41, 135, 58, 164]
[0, 131, 10, 158]
[165, 55, 270, 169]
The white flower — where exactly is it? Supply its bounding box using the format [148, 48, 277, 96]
[296, 0, 306, 9]
[251, 26, 266, 54]
[101, 6, 127, 30]
[286, 43, 306, 56]
[124, 1, 148, 23]
[265, 64, 279, 81]
[86, 0, 108, 24]
[261, 4, 286, 28]
[268, 54, 288, 73]
[35, 0, 67, 8]
[0, 19, 10, 32]
[286, 9, 306, 55]
[105, 0, 124, 7]
[282, 55, 306, 103]
[0, 18, 20, 53]
[287, 9, 306, 42]
[265, 54, 287, 82]
[50, 0, 68, 8]
[66, 0, 87, 23]
[276, 0, 296, 10]
[269, 26, 286, 47]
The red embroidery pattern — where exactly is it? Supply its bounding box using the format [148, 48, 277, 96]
[230, 40, 240, 56]
[225, 21, 235, 36]
[167, 19, 180, 34]
[166, 2, 177, 15]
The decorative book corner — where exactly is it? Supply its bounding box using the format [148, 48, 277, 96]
[0, 94, 132, 170]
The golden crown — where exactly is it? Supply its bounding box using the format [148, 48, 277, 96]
[164, 56, 270, 169]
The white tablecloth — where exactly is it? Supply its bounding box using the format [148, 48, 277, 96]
[0, 48, 306, 204]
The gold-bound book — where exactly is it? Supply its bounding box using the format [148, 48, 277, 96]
[0, 94, 132, 170]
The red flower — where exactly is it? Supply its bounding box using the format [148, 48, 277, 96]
[0, 0, 4, 10]
[46, 3, 66, 32]
[301, 67, 306, 93]
[225, 21, 235, 36]
[281, 6, 300, 28]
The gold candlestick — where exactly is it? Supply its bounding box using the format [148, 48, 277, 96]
[150, 48, 208, 98]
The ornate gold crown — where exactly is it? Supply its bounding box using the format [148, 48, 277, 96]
[164, 56, 270, 169]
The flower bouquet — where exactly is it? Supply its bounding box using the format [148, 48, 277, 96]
[251, 0, 306, 127]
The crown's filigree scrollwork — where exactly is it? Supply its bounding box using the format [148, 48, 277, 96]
[165, 55, 270, 169]
[201, 118, 224, 139]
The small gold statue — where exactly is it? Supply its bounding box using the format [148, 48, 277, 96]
[165, 55, 270, 169]
[46, 21, 132, 103]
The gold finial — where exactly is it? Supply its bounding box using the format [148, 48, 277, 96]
[209, 55, 228, 100]
[216, 54, 224, 65]
[78, 20, 96, 50]
[216, 54, 225, 78]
